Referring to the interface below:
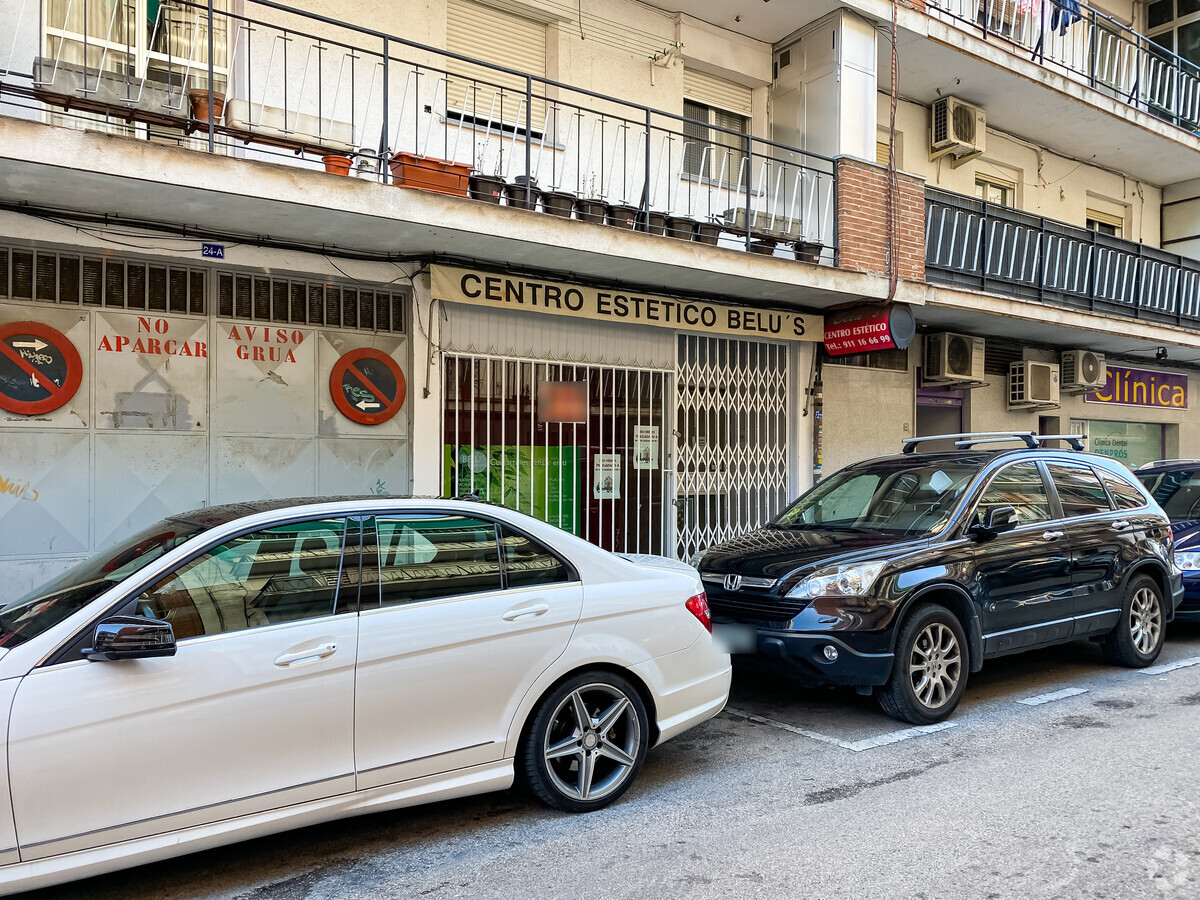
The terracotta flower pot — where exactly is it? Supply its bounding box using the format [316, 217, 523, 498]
[188, 89, 225, 130]
[322, 154, 352, 176]
[388, 152, 471, 197]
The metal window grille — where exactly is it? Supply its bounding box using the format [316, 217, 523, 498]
[0, 245, 205, 312]
[216, 272, 406, 332]
[675, 334, 790, 561]
[443, 353, 670, 555]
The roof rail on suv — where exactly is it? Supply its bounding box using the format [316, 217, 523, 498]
[1136, 459, 1200, 470]
[901, 432, 1087, 454]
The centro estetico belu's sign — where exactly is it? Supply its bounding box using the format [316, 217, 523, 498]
[430, 264, 823, 341]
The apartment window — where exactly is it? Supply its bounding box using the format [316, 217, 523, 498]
[1147, 1, 1200, 66]
[682, 70, 752, 184]
[975, 175, 1015, 206]
[683, 100, 749, 183]
[446, 0, 547, 132]
[1086, 211, 1123, 237]
[43, 0, 229, 86]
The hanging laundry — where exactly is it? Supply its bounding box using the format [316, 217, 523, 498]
[1050, 0, 1082, 36]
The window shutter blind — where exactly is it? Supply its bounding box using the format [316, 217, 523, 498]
[446, 0, 547, 130]
[683, 69, 753, 116]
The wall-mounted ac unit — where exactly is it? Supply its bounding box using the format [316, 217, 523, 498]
[925, 332, 985, 384]
[1009, 361, 1060, 409]
[1060, 350, 1107, 391]
[930, 97, 986, 166]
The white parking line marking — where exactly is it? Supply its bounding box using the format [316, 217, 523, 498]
[724, 707, 955, 752]
[1016, 687, 1088, 706]
[1139, 656, 1200, 676]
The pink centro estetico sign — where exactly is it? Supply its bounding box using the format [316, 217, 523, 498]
[1086, 364, 1187, 409]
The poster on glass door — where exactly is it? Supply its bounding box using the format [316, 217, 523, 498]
[632, 425, 659, 469]
[594, 454, 621, 499]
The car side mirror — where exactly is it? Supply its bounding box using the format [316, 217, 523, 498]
[970, 505, 1019, 540]
[85, 615, 176, 661]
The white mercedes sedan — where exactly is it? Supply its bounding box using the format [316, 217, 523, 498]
[0, 498, 729, 892]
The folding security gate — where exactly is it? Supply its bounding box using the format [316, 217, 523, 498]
[443, 354, 672, 555]
[675, 335, 791, 560]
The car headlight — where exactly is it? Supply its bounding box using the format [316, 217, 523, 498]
[1175, 550, 1200, 572]
[786, 560, 887, 601]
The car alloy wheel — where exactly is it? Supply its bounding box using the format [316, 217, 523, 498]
[878, 603, 969, 725]
[1129, 585, 1162, 656]
[1103, 574, 1165, 667]
[908, 621, 962, 711]
[522, 671, 649, 813]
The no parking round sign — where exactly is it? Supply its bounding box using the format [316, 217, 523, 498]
[330, 348, 407, 426]
[0, 321, 83, 415]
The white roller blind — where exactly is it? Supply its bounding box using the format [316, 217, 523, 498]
[446, 0, 547, 129]
[683, 69, 753, 116]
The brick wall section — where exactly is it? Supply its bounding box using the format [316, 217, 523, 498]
[836, 157, 926, 281]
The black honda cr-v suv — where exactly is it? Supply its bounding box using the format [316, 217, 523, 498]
[695, 432, 1183, 725]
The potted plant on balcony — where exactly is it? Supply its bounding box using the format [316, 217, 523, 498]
[575, 176, 606, 224]
[794, 241, 824, 263]
[389, 151, 471, 196]
[504, 174, 539, 210]
[188, 85, 225, 130]
[321, 154, 352, 176]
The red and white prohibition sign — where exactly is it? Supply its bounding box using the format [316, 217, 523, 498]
[0, 321, 83, 415]
[329, 348, 407, 425]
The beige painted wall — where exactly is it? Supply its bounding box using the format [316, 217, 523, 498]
[821, 354, 915, 474]
[883, 95, 1162, 247]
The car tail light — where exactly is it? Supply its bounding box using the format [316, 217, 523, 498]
[685, 592, 712, 633]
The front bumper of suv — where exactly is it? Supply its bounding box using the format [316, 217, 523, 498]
[737, 627, 894, 688]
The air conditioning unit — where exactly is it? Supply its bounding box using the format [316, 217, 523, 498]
[930, 97, 986, 166]
[925, 332, 985, 384]
[1009, 361, 1060, 409]
[1061, 350, 1107, 391]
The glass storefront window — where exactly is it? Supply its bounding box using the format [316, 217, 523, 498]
[1070, 420, 1165, 470]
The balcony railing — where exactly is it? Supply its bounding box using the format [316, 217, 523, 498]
[927, 0, 1200, 132]
[0, 0, 836, 262]
[926, 188, 1200, 326]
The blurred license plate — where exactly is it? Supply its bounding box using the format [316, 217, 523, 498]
[713, 623, 757, 654]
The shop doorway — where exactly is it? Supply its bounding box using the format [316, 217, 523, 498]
[915, 384, 965, 451]
[443, 354, 671, 554]
[675, 335, 791, 561]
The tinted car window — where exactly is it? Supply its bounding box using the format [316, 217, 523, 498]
[1100, 470, 1147, 511]
[774, 464, 977, 535]
[373, 515, 502, 606]
[976, 462, 1050, 525]
[1047, 463, 1113, 517]
[137, 518, 348, 639]
[1137, 468, 1200, 520]
[500, 526, 571, 587]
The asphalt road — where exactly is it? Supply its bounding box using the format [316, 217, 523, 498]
[20, 623, 1200, 900]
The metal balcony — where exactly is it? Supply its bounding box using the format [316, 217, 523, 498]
[925, 187, 1200, 327]
[927, 0, 1200, 132]
[0, 0, 836, 262]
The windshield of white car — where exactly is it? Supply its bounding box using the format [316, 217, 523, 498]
[0, 520, 205, 648]
[773, 464, 978, 536]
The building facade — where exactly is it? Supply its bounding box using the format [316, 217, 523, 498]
[1, 0, 1198, 594]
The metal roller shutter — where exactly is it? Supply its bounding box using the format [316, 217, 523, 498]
[446, 0, 547, 131]
[683, 69, 753, 116]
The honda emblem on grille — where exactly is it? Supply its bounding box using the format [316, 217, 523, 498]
[723, 574, 743, 591]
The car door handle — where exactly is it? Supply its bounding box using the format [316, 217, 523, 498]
[274, 642, 337, 667]
[1042, 530, 1065, 541]
[503, 603, 549, 621]
[1111, 520, 1131, 532]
